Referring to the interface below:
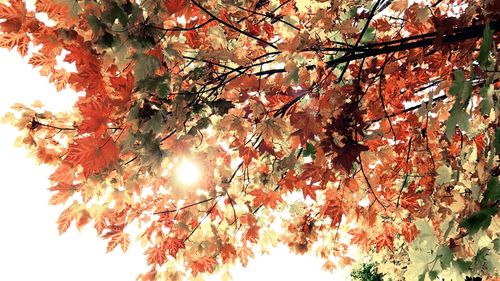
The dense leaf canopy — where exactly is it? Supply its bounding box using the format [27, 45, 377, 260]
[1, 0, 499, 280]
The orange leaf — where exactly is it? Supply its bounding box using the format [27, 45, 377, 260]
[400, 220, 417, 243]
[164, 0, 187, 15]
[0, 0, 26, 20]
[249, 189, 283, 209]
[162, 237, 185, 258]
[190, 256, 217, 276]
[57, 201, 80, 234]
[49, 164, 75, 185]
[107, 232, 130, 253]
[66, 135, 120, 178]
[373, 223, 395, 252]
[145, 246, 166, 266]
[320, 191, 344, 226]
[237, 246, 254, 267]
[239, 146, 258, 165]
[76, 95, 112, 136]
[221, 244, 237, 263]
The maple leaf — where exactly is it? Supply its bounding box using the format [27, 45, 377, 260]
[162, 237, 185, 258]
[400, 220, 417, 243]
[49, 190, 73, 206]
[373, 223, 396, 252]
[2, 0, 499, 279]
[221, 244, 237, 263]
[333, 141, 369, 173]
[0, 1, 25, 20]
[258, 118, 287, 141]
[237, 246, 254, 267]
[164, 0, 187, 15]
[391, 0, 408, 12]
[243, 225, 260, 243]
[145, 246, 167, 266]
[239, 146, 258, 165]
[76, 95, 112, 136]
[66, 135, 120, 178]
[190, 256, 218, 276]
[320, 196, 344, 227]
[49, 164, 75, 185]
[0, 32, 29, 56]
[249, 189, 283, 209]
[106, 232, 130, 253]
[290, 111, 322, 144]
[348, 228, 370, 251]
[57, 201, 80, 234]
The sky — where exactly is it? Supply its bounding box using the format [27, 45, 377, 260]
[0, 49, 351, 280]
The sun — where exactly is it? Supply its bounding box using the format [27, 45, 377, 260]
[176, 159, 200, 185]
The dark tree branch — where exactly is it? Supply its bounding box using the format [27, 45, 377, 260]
[190, 0, 278, 49]
[153, 194, 223, 215]
[250, 22, 500, 76]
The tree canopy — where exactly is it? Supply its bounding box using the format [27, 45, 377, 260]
[1, 0, 499, 280]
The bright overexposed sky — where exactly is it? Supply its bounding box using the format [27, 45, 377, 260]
[0, 49, 350, 280]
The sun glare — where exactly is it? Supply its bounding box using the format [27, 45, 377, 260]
[176, 160, 200, 185]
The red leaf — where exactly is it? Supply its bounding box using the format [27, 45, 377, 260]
[49, 163, 75, 185]
[348, 228, 370, 251]
[221, 244, 237, 263]
[400, 220, 417, 243]
[373, 223, 395, 252]
[320, 190, 344, 226]
[239, 146, 258, 165]
[145, 246, 167, 266]
[249, 189, 283, 209]
[246, 20, 260, 36]
[106, 232, 130, 253]
[77, 94, 112, 136]
[163, 237, 185, 258]
[164, 0, 187, 15]
[290, 111, 322, 144]
[190, 256, 217, 276]
[66, 135, 120, 178]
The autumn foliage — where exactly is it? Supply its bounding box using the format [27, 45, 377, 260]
[1, 0, 499, 280]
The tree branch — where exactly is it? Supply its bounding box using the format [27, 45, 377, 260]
[190, 0, 278, 49]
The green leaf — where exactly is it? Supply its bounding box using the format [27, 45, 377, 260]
[449, 70, 472, 105]
[87, 15, 102, 33]
[479, 82, 494, 116]
[303, 143, 316, 159]
[427, 270, 438, 280]
[494, 128, 500, 156]
[102, 2, 128, 27]
[414, 219, 438, 250]
[133, 54, 161, 82]
[128, 102, 141, 121]
[445, 102, 470, 141]
[481, 176, 500, 207]
[479, 24, 493, 68]
[471, 247, 489, 272]
[144, 110, 163, 133]
[493, 238, 500, 252]
[485, 249, 500, 274]
[437, 245, 453, 269]
[460, 207, 498, 234]
[455, 258, 472, 272]
[158, 83, 170, 99]
[209, 99, 234, 116]
[360, 26, 376, 44]
[436, 165, 452, 185]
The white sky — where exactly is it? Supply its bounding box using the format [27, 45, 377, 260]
[0, 49, 350, 280]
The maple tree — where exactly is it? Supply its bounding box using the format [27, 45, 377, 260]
[0, 0, 499, 280]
